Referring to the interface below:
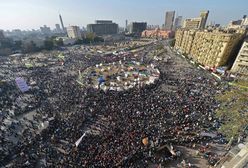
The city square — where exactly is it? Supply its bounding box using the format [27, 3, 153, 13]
[1, 1, 248, 167]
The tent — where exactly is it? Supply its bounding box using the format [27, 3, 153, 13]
[98, 76, 105, 85]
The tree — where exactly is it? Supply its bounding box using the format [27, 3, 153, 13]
[13, 40, 23, 50]
[75, 39, 83, 45]
[85, 32, 95, 43]
[169, 39, 176, 47]
[216, 80, 248, 140]
[43, 39, 54, 50]
[23, 41, 39, 53]
[54, 38, 64, 47]
[94, 36, 104, 42]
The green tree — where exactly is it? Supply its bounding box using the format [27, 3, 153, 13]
[13, 40, 22, 50]
[75, 39, 83, 45]
[43, 39, 54, 50]
[169, 39, 176, 47]
[85, 32, 95, 42]
[54, 38, 64, 47]
[216, 80, 248, 140]
[23, 41, 39, 53]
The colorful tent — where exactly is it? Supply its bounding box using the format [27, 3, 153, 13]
[98, 76, 105, 85]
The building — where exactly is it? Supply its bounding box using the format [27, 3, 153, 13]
[173, 16, 183, 30]
[164, 11, 175, 30]
[55, 24, 62, 33]
[87, 20, 118, 35]
[141, 28, 174, 39]
[66, 26, 82, 39]
[56, 37, 77, 45]
[228, 20, 243, 29]
[40, 25, 51, 35]
[127, 22, 147, 35]
[175, 29, 245, 67]
[216, 137, 248, 168]
[175, 29, 196, 54]
[0, 30, 5, 39]
[183, 18, 202, 29]
[228, 15, 248, 30]
[147, 25, 160, 30]
[59, 14, 65, 32]
[231, 39, 248, 76]
[182, 11, 209, 29]
[199, 11, 209, 29]
[125, 20, 128, 32]
[241, 15, 248, 28]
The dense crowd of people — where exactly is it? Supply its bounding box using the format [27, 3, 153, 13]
[0, 42, 225, 167]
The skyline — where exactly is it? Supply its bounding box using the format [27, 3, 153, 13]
[1, 0, 248, 31]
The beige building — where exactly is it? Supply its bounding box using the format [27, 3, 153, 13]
[183, 18, 202, 29]
[66, 26, 82, 39]
[178, 30, 196, 54]
[182, 11, 209, 29]
[175, 29, 245, 67]
[231, 39, 248, 76]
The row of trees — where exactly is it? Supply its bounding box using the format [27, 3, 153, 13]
[74, 33, 104, 45]
[216, 80, 248, 140]
[0, 33, 104, 55]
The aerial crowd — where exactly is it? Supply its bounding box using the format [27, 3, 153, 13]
[0, 42, 225, 167]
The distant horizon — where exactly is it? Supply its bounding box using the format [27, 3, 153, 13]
[1, 0, 248, 31]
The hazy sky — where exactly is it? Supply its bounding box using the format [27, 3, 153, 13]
[1, 0, 247, 30]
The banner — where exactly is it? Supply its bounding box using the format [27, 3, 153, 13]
[15, 77, 29, 92]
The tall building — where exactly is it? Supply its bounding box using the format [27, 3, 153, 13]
[125, 20, 128, 31]
[127, 22, 147, 35]
[182, 11, 209, 29]
[174, 16, 183, 30]
[164, 11, 175, 30]
[0, 30, 5, 39]
[40, 25, 51, 35]
[87, 20, 118, 35]
[175, 29, 244, 67]
[66, 26, 82, 39]
[59, 14, 65, 32]
[55, 24, 62, 33]
[199, 11, 209, 29]
[231, 39, 248, 76]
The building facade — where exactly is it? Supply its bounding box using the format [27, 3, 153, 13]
[55, 24, 62, 33]
[66, 26, 82, 39]
[231, 39, 248, 76]
[87, 20, 118, 35]
[182, 11, 209, 29]
[127, 22, 147, 35]
[164, 11, 175, 30]
[228, 15, 248, 30]
[199, 11, 209, 29]
[173, 16, 183, 30]
[0, 30, 5, 39]
[183, 18, 202, 29]
[141, 28, 174, 39]
[175, 29, 245, 67]
[40, 25, 51, 35]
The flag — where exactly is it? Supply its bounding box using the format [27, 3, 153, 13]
[75, 133, 86, 147]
